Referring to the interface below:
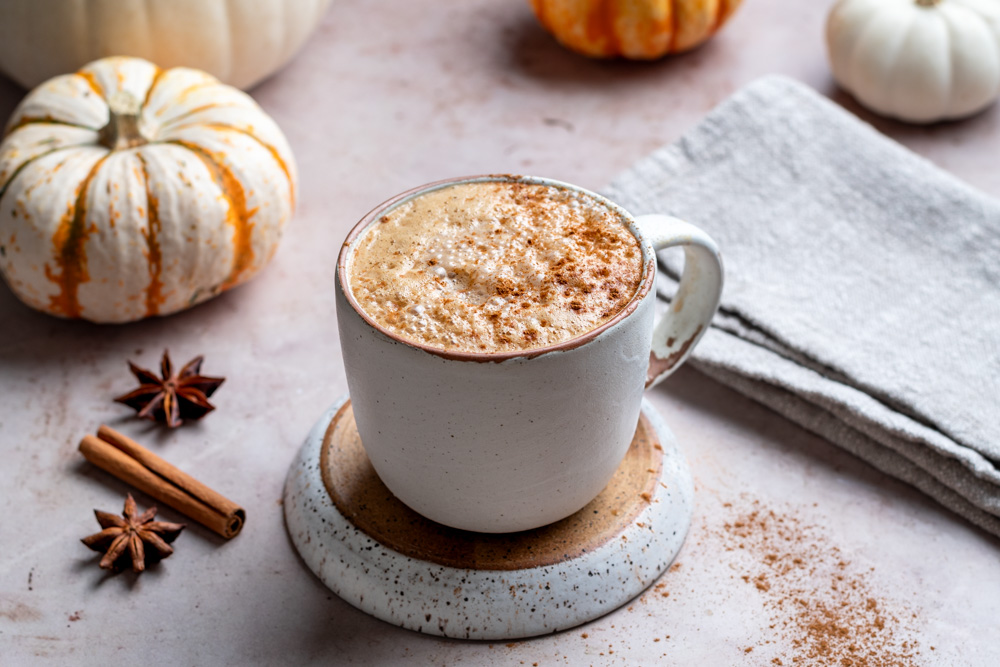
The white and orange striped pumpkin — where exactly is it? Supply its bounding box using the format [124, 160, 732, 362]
[0, 56, 297, 323]
[528, 0, 744, 59]
[0, 0, 333, 90]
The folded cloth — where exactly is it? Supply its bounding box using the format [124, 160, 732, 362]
[604, 75, 1000, 537]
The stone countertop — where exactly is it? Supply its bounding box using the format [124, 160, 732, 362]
[1, 0, 998, 664]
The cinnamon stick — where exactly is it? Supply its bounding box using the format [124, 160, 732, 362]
[79, 426, 245, 538]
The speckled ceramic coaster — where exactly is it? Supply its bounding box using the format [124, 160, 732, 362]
[283, 395, 693, 640]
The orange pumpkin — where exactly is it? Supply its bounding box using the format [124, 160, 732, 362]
[528, 0, 744, 58]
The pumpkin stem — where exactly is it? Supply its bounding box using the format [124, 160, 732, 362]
[98, 91, 149, 150]
[915, 0, 942, 6]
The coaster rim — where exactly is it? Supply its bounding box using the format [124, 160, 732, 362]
[283, 395, 693, 640]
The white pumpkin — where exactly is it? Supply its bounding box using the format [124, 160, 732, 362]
[0, 0, 332, 90]
[826, 0, 1000, 123]
[0, 56, 297, 323]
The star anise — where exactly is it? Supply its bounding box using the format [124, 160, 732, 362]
[114, 350, 225, 428]
[81, 494, 185, 572]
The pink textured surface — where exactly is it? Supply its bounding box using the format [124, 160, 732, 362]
[1, 0, 997, 664]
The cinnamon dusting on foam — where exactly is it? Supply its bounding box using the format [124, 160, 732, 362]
[348, 181, 642, 354]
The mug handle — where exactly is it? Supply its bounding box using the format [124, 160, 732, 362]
[634, 214, 724, 389]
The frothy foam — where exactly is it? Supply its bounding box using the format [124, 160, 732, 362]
[347, 180, 643, 353]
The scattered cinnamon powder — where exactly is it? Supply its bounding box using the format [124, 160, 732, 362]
[718, 498, 921, 665]
[348, 180, 642, 353]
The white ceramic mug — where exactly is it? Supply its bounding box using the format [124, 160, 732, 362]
[336, 175, 722, 533]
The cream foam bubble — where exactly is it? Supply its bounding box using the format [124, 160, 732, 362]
[348, 181, 642, 354]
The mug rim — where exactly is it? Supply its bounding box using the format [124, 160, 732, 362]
[336, 174, 657, 362]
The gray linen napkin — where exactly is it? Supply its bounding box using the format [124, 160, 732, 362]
[604, 75, 1000, 537]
